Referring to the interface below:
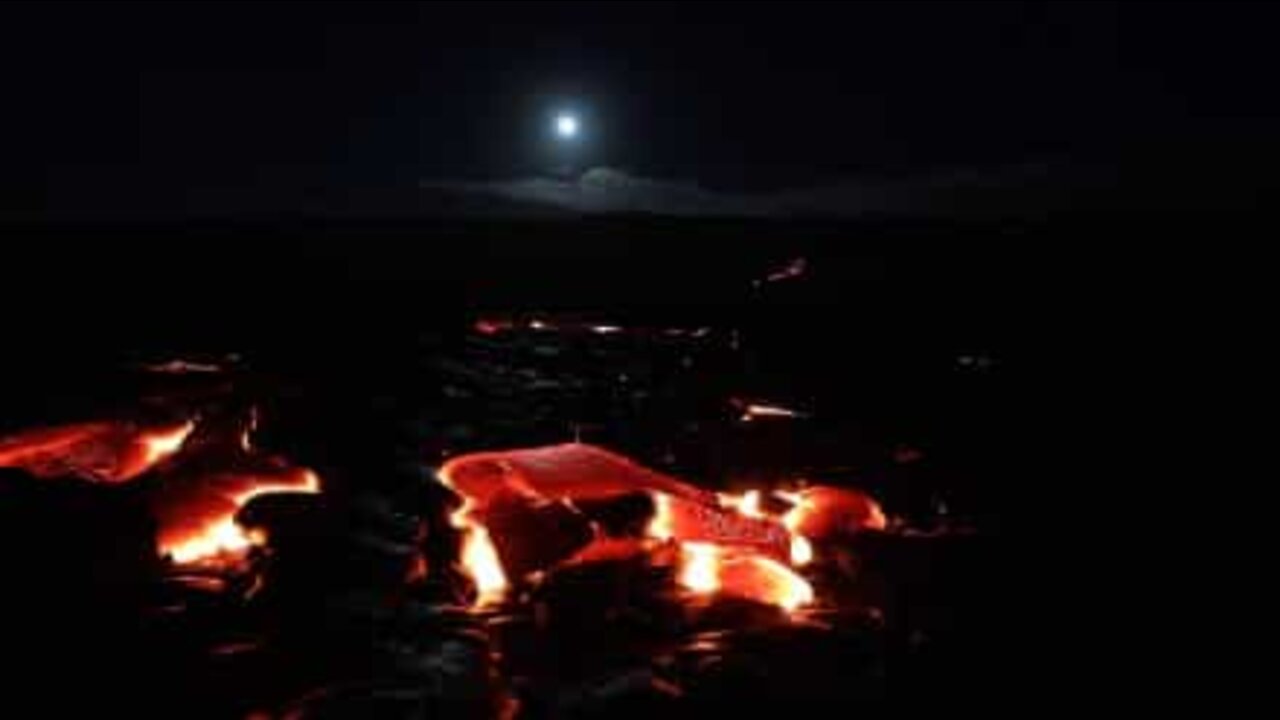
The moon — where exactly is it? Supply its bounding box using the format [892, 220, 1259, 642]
[555, 113, 579, 139]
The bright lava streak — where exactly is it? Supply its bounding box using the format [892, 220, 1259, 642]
[740, 404, 801, 422]
[789, 535, 814, 566]
[139, 421, 195, 467]
[679, 542, 722, 594]
[438, 467, 510, 607]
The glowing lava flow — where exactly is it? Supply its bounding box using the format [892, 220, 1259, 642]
[679, 543, 721, 594]
[719, 489, 763, 518]
[656, 488, 817, 612]
[780, 486, 888, 539]
[439, 468, 509, 606]
[454, 501, 509, 606]
[138, 421, 195, 469]
[162, 469, 320, 565]
[1, 416, 326, 567]
[776, 490, 815, 567]
[719, 553, 815, 612]
[167, 520, 266, 565]
[789, 535, 814, 567]
[648, 492, 675, 541]
[676, 542, 815, 612]
[0, 419, 194, 482]
[440, 445, 822, 614]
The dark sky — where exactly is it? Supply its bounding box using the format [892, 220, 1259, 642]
[3, 1, 1275, 215]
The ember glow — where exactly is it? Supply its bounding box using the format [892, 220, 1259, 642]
[737, 403, 803, 423]
[474, 319, 514, 336]
[764, 257, 808, 284]
[239, 408, 258, 453]
[141, 359, 225, 375]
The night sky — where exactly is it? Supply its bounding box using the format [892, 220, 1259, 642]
[4, 1, 1275, 216]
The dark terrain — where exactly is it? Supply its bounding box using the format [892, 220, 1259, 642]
[0, 215, 1137, 715]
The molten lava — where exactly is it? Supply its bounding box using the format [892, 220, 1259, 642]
[647, 491, 791, 562]
[139, 422, 196, 469]
[789, 535, 814, 567]
[0, 416, 322, 567]
[438, 467, 510, 606]
[679, 543, 721, 594]
[675, 542, 814, 612]
[776, 490, 814, 566]
[441, 444, 719, 509]
[157, 467, 321, 565]
[781, 486, 888, 540]
[441, 444, 822, 613]
[648, 492, 675, 541]
[453, 503, 509, 606]
[719, 489, 764, 518]
[715, 553, 815, 612]
[0, 420, 194, 482]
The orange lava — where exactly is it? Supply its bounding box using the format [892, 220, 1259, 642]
[157, 468, 320, 565]
[789, 535, 814, 567]
[676, 542, 814, 612]
[776, 490, 815, 566]
[782, 486, 887, 540]
[438, 466, 509, 606]
[0, 419, 193, 483]
[559, 538, 652, 568]
[718, 489, 764, 518]
[1, 416, 324, 568]
[443, 445, 816, 612]
[647, 491, 675, 541]
[441, 444, 720, 510]
[137, 421, 196, 470]
[436, 445, 868, 614]
[646, 490, 791, 562]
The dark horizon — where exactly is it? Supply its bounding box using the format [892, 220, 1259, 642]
[4, 1, 1276, 218]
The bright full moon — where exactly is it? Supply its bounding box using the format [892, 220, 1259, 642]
[555, 114, 579, 139]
